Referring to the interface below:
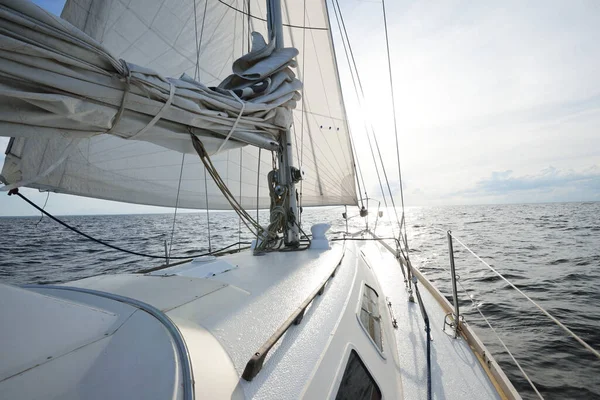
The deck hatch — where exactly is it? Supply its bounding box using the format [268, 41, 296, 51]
[335, 350, 382, 400]
[359, 284, 383, 352]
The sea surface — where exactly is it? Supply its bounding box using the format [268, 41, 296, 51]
[1, 202, 599, 399]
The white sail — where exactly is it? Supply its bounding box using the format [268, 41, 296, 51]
[0, 0, 357, 209]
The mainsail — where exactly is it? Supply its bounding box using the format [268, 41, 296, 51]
[0, 0, 357, 209]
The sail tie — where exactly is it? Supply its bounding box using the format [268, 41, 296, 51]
[1, 59, 131, 192]
[216, 90, 246, 153]
[128, 81, 176, 140]
[106, 59, 131, 136]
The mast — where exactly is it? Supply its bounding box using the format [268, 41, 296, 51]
[267, 0, 300, 246]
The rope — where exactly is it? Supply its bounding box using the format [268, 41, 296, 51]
[188, 132, 277, 250]
[34, 191, 50, 227]
[128, 82, 176, 140]
[7, 188, 247, 260]
[106, 59, 131, 135]
[216, 91, 246, 153]
[449, 232, 600, 361]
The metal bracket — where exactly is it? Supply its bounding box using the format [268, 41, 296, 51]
[386, 297, 398, 329]
[443, 312, 463, 338]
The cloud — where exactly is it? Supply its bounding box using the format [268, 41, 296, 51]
[455, 166, 600, 202]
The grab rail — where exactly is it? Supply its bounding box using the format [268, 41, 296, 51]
[241, 250, 344, 381]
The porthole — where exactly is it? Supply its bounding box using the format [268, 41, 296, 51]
[359, 285, 383, 352]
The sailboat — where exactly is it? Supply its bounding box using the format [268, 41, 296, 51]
[3, 0, 585, 398]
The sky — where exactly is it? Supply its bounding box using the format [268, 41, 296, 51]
[1, 0, 599, 216]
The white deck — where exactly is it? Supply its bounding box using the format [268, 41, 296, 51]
[359, 241, 503, 400]
[0, 238, 515, 399]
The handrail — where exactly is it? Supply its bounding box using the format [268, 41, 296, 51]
[241, 250, 344, 381]
[448, 231, 600, 361]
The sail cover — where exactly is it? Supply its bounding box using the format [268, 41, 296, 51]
[0, 0, 357, 209]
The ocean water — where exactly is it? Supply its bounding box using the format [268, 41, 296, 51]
[1, 202, 599, 399]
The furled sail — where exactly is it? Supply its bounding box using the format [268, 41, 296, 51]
[0, 0, 357, 209]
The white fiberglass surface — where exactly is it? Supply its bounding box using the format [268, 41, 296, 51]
[150, 258, 238, 279]
[239, 245, 356, 399]
[0, 284, 118, 382]
[0, 286, 182, 400]
[167, 244, 344, 379]
[68, 274, 227, 312]
[360, 242, 501, 400]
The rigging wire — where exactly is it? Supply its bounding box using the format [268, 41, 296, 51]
[299, 0, 307, 221]
[331, 0, 396, 237]
[449, 232, 600, 361]
[381, 0, 410, 253]
[247, 0, 253, 42]
[322, 2, 367, 209]
[241, 0, 246, 55]
[458, 273, 544, 398]
[430, 231, 544, 398]
[216, 0, 328, 31]
[193, 0, 212, 252]
[235, 0, 242, 250]
[168, 153, 186, 258]
[193, 0, 209, 81]
[203, 166, 212, 252]
[8, 189, 248, 260]
[347, 124, 367, 207]
[239, 148, 243, 249]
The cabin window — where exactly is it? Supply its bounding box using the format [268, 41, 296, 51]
[335, 350, 382, 400]
[359, 285, 383, 351]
